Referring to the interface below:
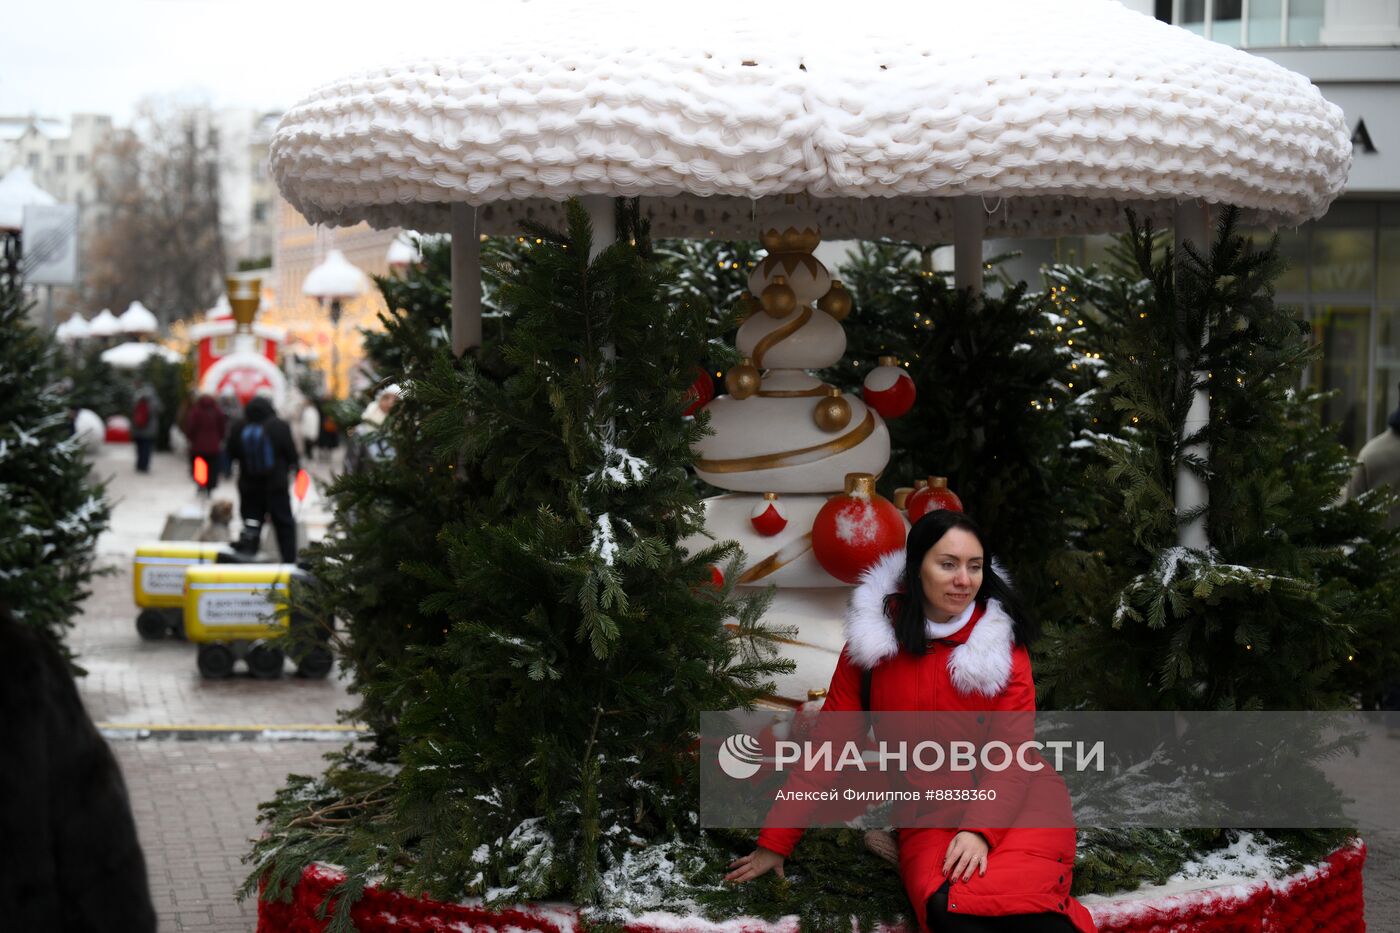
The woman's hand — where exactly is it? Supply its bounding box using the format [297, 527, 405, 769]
[724, 846, 786, 883]
[942, 831, 989, 882]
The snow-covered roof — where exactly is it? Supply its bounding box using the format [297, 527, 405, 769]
[269, 0, 1350, 240]
[88, 308, 122, 337]
[119, 300, 159, 334]
[302, 249, 368, 298]
[99, 341, 183, 369]
[0, 167, 58, 231]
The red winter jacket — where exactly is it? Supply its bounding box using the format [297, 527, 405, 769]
[756, 551, 1097, 933]
[183, 395, 228, 457]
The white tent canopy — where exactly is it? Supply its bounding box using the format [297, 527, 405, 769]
[99, 341, 183, 369]
[0, 167, 57, 232]
[270, 0, 1350, 241]
[386, 232, 422, 267]
[56, 314, 90, 341]
[87, 308, 122, 337]
[303, 249, 368, 299]
[119, 300, 159, 334]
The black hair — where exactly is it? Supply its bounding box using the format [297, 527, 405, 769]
[881, 510, 1039, 656]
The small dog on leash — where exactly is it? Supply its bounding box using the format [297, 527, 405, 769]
[196, 499, 235, 543]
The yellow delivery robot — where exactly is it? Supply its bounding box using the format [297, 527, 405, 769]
[182, 563, 333, 679]
[132, 541, 228, 640]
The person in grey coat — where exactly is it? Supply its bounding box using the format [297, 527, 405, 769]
[1345, 383, 1400, 530]
[1344, 382, 1400, 735]
[130, 378, 162, 474]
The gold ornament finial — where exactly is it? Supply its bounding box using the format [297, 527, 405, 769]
[807, 687, 827, 701]
[878, 354, 898, 367]
[927, 476, 949, 489]
[761, 276, 797, 318]
[818, 280, 853, 321]
[763, 491, 778, 501]
[813, 387, 852, 432]
[725, 358, 762, 399]
[844, 472, 877, 497]
[893, 486, 914, 510]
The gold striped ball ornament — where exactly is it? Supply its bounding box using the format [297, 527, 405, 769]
[725, 358, 762, 399]
[813, 387, 852, 432]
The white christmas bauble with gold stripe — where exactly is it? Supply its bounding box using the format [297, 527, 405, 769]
[695, 374, 889, 493]
[736, 303, 846, 370]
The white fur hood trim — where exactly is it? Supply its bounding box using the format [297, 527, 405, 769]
[844, 549, 1016, 697]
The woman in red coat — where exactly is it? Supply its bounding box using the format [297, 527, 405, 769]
[726, 510, 1096, 933]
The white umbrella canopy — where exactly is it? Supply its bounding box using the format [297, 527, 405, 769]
[303, 249, 368, 299]
[0, 167, 57, 232]
[386, 233, 422, 267]
[270, 0, 1351, 240]
[57, 314, 90, 340]
[99, 341, 182, 369]
[118, 300, 160, 334]
[88, 308, 122, 337]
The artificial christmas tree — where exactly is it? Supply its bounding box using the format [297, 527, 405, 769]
[1037, 210, 1400, 713]
[0, 272, 110, 667]
[249, 201, 794, 928]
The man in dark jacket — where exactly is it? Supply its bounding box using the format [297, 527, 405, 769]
[0, 608, 157, 931]
[226, 394, 300, 562]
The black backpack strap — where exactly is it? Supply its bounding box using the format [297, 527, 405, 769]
[860, 666, 874, 713]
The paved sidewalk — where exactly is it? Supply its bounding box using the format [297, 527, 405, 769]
[114, 740, 335, 933]
[78, 444, 350, 729]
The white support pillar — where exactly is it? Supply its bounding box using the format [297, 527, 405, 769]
[1174, 200, 1212, 551]
[583, 195, 618, 366]
[583, 195, 616, 263]
[450, 203, 482, 357]
[952, 198, 985, 296]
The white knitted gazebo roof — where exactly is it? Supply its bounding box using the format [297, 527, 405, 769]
[271, 0, 1350, 240]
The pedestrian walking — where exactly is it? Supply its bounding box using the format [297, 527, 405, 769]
[182, 392, 227, 496]
[130, 378, 161, 474]
[226, 394, 301, 562]
[299, 398, 322, 463]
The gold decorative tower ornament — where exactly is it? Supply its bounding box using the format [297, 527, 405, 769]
[227, 276, 261, 333]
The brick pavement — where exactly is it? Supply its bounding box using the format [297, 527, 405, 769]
[113, 740, 334, 932]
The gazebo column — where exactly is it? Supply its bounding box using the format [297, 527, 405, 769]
[582, 195, 616, 262]
[952, 198, 985, 295]
[450, 203, 482, 356]
[1174, 199, 1212, 551]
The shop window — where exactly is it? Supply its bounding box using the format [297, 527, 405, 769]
[1310, 228, 1373, 295]
[1247, 0, 1284, 45]
[1313, 305, 1372, 452]
[1287, 0, 1324, 45]
[1375, 308, 1400, 433]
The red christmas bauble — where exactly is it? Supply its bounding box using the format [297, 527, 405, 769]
[861, 356, 917, 419]
[812, 473, 907, 584]
[709, 564, 725, 588]
[683, 366, 715, 416]
[750, 492, 789, 536]
[907, 476, 964, 521]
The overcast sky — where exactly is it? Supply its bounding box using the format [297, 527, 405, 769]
[0, 0, 490, 123]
